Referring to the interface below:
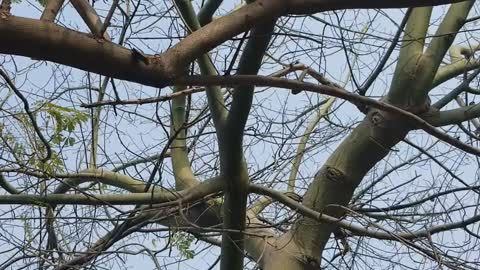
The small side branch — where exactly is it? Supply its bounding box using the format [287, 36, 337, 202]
[70, 0, 110, 39]
[40, 0, 64, 22]
[100, 0, 120, 36]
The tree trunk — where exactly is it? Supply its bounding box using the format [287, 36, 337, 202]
[263, 107, 411, 269]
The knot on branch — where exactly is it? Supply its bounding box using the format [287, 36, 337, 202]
[368, 109, 409, 130]
[299, 254, 320, 270]
[370, 111, 385, 127]
[324, 166, 346, 184]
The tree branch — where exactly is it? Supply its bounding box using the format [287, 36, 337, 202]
[432, 44, 480, 88]
[250, 183, 480, 241]
[0, 178, 222, 205]
[173, 75, 480, 156]
[424, 102, 480, 127]
[423, 1, 475, 94]
[387, 6, 432, 106]
[70, 0, 110, 39]
[0, 67, 52, 163]
[433, 69, 480, 109]
[40, 0, 64, 22]
[218, 19, 276, 270]
[359, 8, 412, 95]
[170, 85, 199, 190]
[2, 1, 467, 92]
[197, 0, 223, 26]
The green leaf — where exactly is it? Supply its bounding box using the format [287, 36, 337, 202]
[37, 102, 89, 147]
[67, 137, 75, 146]
[172, 232, 195, 259]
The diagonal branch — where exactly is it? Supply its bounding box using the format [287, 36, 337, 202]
[0, 177, 222, 205]
[70, 0, 110, 39]
[170, 85, 199, 190]
[250, 183, 480, 241]
[40, 0, 64, 22]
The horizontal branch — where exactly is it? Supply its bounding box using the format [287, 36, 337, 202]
[250, 184, 480, 241]
[0, 168, 148, 193]
[0, 176, 222, 205]
[82, 87, 205, 108]
[357, 184, 480, 212]
[1, 1, 467, 92]
[0, 16, 173, 84]
[172, 75, 480, 156]
[84, 74, 480, 156]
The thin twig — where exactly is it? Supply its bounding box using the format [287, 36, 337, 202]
[101, 0, 120, 36]
[0, 68, 52, 162]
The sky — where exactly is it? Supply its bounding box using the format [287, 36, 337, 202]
[1, 1, 480, 269]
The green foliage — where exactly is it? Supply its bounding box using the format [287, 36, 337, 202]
[0, 124, 26, 156]
[28, 151, 64, 174]
[40, 102, 88, 147]
[0, 102, 88, 174]
[171, 232, 195, 259]
[30, 102, 88, 173]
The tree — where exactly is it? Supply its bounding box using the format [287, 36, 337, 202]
[0, 0, 480, 269]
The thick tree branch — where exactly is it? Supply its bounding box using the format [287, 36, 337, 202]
[422, 1, 475, 94]
[424, 102, 480, 127]
[218, 19, 276, 270]
[197, 0, 223, 26]
[0, 16, 174, 86]
[387, 6, 432, 107]
[1, 1, 468, 93]
[0, 174, 20, 194]
[359, 8, 412, 96]
[170, 85, 199, 190]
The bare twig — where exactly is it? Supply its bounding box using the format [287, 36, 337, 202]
[0, 68, 52, 162]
